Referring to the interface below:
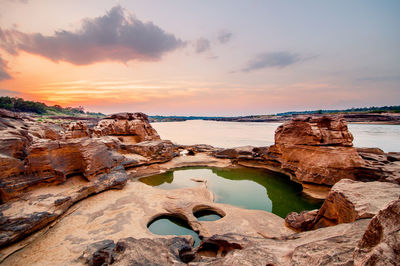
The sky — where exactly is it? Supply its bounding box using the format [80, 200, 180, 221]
[0, 0, 399, 116]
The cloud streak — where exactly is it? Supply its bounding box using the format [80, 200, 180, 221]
[242, 51, 314, 72]
[0, 6, 185, 65]
[217, 30, 233, 44]
[194, 38, 211, 53]
[0, 56, 11, 81]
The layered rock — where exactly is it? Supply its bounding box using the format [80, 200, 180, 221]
[285, 179, 400, 231]
[0, 110, 173, 248]
[93, 112, 160, 142]
[65, 121, 90, 139]
[354, 198, 400, 265]
[214, 116, 371, 186]
[0, 168, 127, 248]
[268, 115, 367, 185]
[81, 219, 372, 265]
[357, 147, 400, 184]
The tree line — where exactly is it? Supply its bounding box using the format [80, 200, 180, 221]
[0, 96, 103, 116]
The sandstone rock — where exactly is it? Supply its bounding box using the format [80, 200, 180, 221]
[80, 219, 371, 266]
[357, 147, 400, 184]
[0, 138, 123, 202]
[93, 112, 160, 142]
[0, 168, 128, 248]
[81, 237, 190, 266]
[286, 179, 400, 231]
[275, 115, 354, 147]
[353, 199, 400, 265]
[265, 115, 367, 185]
[65, 121, 90, 139]
[285, 209, 318, 231]
[214, 146, 255, 159]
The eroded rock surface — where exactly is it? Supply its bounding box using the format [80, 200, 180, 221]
[82, 218, 372, 266]
[93, 112, 160, 142]
[354, 198, 400, 265]
[357, 147, 400, 184]
[268, 116, 367, 185]
[285, 179, 400, 231]
[0, 110, 169, 248]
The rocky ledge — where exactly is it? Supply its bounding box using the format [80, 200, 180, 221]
[0, 110, 399, 265]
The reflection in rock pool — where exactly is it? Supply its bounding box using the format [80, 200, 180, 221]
[194, 210, 223, 221]
[147, 216, 201, 247]
[140, 167, 322, 218]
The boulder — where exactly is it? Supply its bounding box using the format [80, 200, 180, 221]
[118, 140, 175, 167]
[285, 209, 318, 231]
[285, 179, 400, 231]
[93, 112, 160, 142]
[274, 115, 354, 146]
[81, 237, 191, 266]
[266, 115, 367, 185]
[353, 198, 400, 265]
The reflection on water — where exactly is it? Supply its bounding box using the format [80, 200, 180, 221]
[152, 120, 400, 152]
[140, 167, 322, 218]
[194, 210, 222, 221]
[147, 216, 201, 247]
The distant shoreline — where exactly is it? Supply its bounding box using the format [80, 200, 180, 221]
[150, 112, 400, 125]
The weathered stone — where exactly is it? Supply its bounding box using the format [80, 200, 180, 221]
[287, 179, 400, 231]
[93, 112, 160, 142]
[265, 115, 367, 185]
[354, 199, 400, 266]
[285, 209, 318, 231]
[275, 115, 354, 147]
[82, 237, 191, 266]
[357, 147, 400, 184]
[119, 140, 175, 166]
[65, 121, 90, 139]
[0, 168, 128, 248]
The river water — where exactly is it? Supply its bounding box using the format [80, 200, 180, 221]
[152, 120, 400, 152]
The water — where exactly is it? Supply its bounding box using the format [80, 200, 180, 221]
[152, 120, 400, 152]
[140, 167, 321, 218]
[348, 124, 400, 152]
[194, 210, 223, 221]
[147, 216, 201, 246]
[152, 120, 280, 148]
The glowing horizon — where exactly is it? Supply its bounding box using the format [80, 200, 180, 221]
[0, 1, 399, 116]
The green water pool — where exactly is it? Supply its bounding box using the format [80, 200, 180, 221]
[140, 167, 322, 218]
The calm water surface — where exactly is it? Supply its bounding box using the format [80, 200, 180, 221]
[140, 167, 321, 218]
[152, 120, 400, 152]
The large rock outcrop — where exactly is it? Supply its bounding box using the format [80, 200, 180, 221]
[269, 116, 367, 185]
[214, 116, 370, 186]
[93, 112, 160, 142]
[285, 179, 400, 231]
[0, 110, 174, 248]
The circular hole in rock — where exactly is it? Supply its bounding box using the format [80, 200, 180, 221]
[147, 215, 201, 247]
[193, 207, 224, 222]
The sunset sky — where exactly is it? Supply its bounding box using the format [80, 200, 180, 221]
[0, 0, 399, 115]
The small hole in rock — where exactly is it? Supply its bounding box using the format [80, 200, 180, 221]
[193, 207, 224, 222]
[147, 215, 201, 247]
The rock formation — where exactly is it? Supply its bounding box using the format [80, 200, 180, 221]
[215, 116, 386, 186]
[285, 179, 400, 231]
[353, 198, 400, 265]
[268, 115, 367, 185]
[93, 112, 160, 142]
[0, 110, 172, 248]
[1, 110, 400, 265]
